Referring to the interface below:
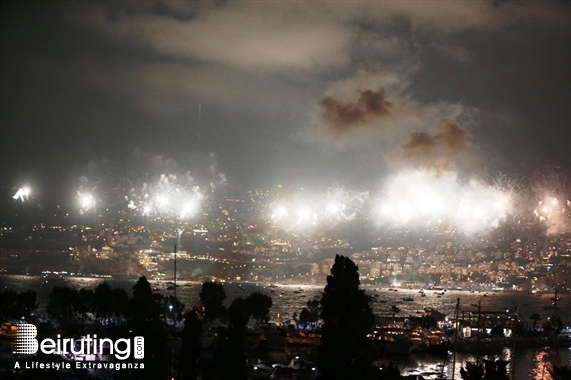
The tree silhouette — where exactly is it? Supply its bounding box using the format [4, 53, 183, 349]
[306, 299, 321, 329]
[390, 305, 401, 323]
[122, 277, 169, 380]
[77, 288, 94, 319]
[299, 307, 311, 329]
[109, 288, 129, 321]
[93, 282, 113, 320]
[47, 286, 80, 324]
[0, 290, 18, 319]
[245, 291, 272, 325]
[229, 297, 251, 327]
[529, 313, 541, 331]
[212, 298, 250, 380]
[0, 290, 37, 320]
[490, 325, 505, 337]
[199, 281, 227, 323]
[130, 276, 162, 322]
[164, 295, 185, 323]
[179, 309, 203, 380]
[317, 255, 375, 380]
[542, 315, 564, 336]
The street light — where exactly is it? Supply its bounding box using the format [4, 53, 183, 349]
[174, 228, 184, 302]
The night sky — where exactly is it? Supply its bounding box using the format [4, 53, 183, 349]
[2, 1, 570, 211]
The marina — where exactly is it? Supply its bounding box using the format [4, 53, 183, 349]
[2, 274, 571, 379]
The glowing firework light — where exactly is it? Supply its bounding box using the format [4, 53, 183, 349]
[13, 186, 31, 202]
[534, 195, 571, 235]
[371, 169, 515, 234]
[77, 192, 97, 214]
[270, 186, 368, 231]
[526, 167, 571, 235]
[126, 173, 205, 220]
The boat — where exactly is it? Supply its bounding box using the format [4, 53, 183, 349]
[424, 331, 450, 356]
[286, 330, 321, 345]
[382, 335, 413, 355]
[368, 327, 414, 355]
[0, 322, 18, 339]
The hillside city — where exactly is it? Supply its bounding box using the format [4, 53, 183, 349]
[2, 189, 570, 293]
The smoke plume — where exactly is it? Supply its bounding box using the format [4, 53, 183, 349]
[319, 87, 392, 138]
[396, 118, 471, 172]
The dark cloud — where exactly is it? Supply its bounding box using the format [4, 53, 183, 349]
[395, 118, 471, 172]
[1, 0, 570, 208]
[319, 88, 393, 138]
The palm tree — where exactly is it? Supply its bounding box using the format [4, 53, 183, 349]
[529, 313, 541, 331]
[390, 305, 401, 324]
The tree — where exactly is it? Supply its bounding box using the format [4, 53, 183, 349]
[16, 290, 37, 319]
[109, 288, 129, 321]
[47, 286, 80, 324]
[529, 313, 541, 331]
[490, 325, 504, 338]
[93, 282, 113, 320]
[299, 307, 311, 329]
[199, 281, 227, 323]
[317, 255, 375, 380]
[179, 309, 203, 380]
[77, 288, 95, 319]
[390, 305, 401, 323]
[212, 298, 250, 380]
[543, 315, 564, 336]
[306, 299, 321, 329]
[292, 311, 300, 327]
[245, 292, 272, 325]
[164, 295, 185, 323]
[0, 290, 37, 320]
[0, 290, 18, 319]
[119, 277, 169, 380]
[129, 276, 163, 322]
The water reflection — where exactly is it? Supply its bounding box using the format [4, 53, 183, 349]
[2, 275, 571, 379]
[533, 350, 550, 380]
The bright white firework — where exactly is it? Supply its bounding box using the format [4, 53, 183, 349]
[534, 195, 571, 235]
[372, 170, 514, 234]
[13, 186, 31, 202]
[78, 192, 96, 213]
[269, 186, 366, 231]
[130, 175, 205, 220]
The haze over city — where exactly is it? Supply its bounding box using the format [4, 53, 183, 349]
[2, 5, 571, 380]
[2, 1, 570, 218]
